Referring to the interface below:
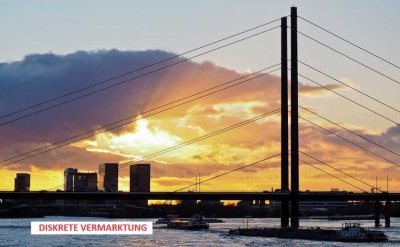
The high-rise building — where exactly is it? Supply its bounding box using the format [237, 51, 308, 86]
[130, 164, 150, 192]
[14, 173, 30, 192]
[130, 164, 150, 206]
[64, 168, 77, 192]
[99, 163, 118, 192]
[73, 172, 98, 192]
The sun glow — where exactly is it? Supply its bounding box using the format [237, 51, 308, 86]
[112, 119, 179, 148]
[74, 118, 182, 158]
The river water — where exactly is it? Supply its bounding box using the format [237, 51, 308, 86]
[0, 217, 399, 246]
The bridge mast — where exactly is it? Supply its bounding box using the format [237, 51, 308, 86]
[280, 16, 289, 228]
[290, 6, 300, 228]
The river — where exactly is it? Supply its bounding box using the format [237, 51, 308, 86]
[0, 217, 399, 246]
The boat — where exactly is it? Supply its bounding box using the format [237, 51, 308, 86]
[336, 223, 387, 242]
[229, 223, 388, 242]
[155, 214, 177, 224]
[155, 218, 169, 224]
[167, 215, 209, 230]
[156, 215, 223, 224]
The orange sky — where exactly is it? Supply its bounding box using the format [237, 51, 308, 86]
[1, 50, 399, 194]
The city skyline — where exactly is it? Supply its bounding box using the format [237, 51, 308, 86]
[20, 163, 152, 192]
[0, 2, 400, 194]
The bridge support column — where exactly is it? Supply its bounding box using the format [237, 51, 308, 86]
[374, 201, 381, 227]
[290, 6, 299, 229]
[385, 200, 391, 227]
[280, 16, 289, 228]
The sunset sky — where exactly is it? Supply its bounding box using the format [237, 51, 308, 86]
[1, 1, 400, 193]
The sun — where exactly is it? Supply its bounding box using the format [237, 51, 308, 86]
[74, 117, 182, 158]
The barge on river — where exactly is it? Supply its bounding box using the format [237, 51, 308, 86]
[229, 223, 388, 242]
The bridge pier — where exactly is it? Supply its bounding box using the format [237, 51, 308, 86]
[385, 200, 391, 227]
[374, 201, 381, 227]
[280, 16, 289, 229]
[290, 5, 300, 229]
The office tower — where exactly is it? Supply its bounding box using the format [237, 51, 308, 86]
[98, 163, 118, 192]
[129, 164, 150, 192]
[14, 173, 30, 192]
[64, 168, 77, 192]
[73, 172, 98, 192]
[130, 164, 150, 206]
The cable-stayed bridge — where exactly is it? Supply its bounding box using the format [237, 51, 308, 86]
[1, 7, 400, 228]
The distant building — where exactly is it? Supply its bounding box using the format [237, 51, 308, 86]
[64, 168, 77, 192]
[14, 173, 30, 192]
[130, 164, 150, 192]
[73, 172, 98, 192]
[99, 163, 118, 192]
[130, 164, 150, 207]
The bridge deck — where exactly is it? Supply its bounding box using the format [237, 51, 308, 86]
[1, 192, 399, 201]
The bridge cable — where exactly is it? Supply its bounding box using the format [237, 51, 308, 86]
[298, 73, 399, 125]
[298, 115, 400, 169]
[299, 105, 400, 158]
[300, 151, 382, 193]
[299, 60, 400, 114]
[298, 16, 400, 70]
[297, 31, 400, 87]
[299, 158, 368, 192]
[288, 109, 380, 191]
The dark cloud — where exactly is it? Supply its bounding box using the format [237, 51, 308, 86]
[0, 49, 331, 141]
[0, 49, 339, 174]
[0, 49, 182, 142]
